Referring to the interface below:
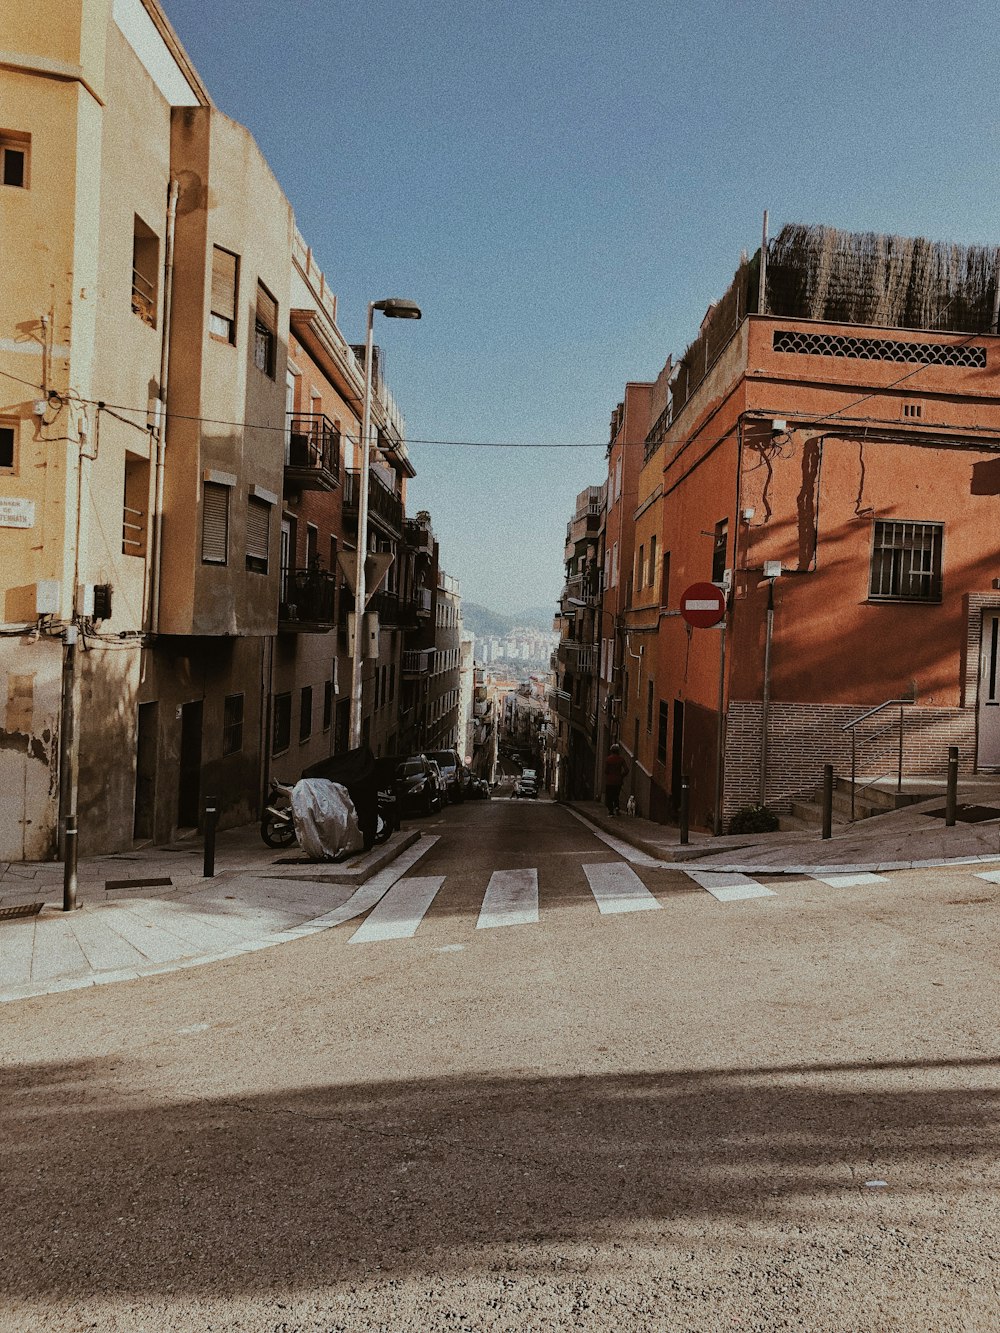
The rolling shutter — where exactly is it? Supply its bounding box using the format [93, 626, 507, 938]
[246, 495, 270, 568]
[210, 247, 238, 337]
[256, 282, 277, 334]
[202, 481, 229, 564]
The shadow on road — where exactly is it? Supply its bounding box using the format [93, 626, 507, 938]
[2, 1053, 998, 1299]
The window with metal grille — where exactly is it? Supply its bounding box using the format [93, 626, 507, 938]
[122, 454, 148, 556]
[648, 535, 657, 592]
[299, 685, 312, 742]
[869, 520, 943, 602]
[132, 216, 159, 327]
[661, 551, 670, 606]
[254, 281, 277, 377]
[646, 679, 654, 733]
[323, 679, 333, 731]
[223, 694, 244, 755]
[272, 692, 291, 754]
[773, 329, 986, 369]
[210, 246, 238, 343]
[246, 495, 270, 573]
[657, 701, 668, 764]
[201, 481, 229, 564]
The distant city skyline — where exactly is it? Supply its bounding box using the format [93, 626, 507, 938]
[163, 0, 1000, 615]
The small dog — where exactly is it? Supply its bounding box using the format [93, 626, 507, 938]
[625, 795, 636, 817]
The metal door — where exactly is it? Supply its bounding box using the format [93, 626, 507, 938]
[978, 611, 1000, 769]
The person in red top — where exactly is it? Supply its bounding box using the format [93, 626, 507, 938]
[604, 745, 628, 816]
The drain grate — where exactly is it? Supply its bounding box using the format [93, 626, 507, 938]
[0, 902, 44, 920]
[926, 805, 1000, 824]
[104, 876, 174, 891]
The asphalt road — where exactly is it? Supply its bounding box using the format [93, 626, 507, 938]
[2, 798, 998, 1332]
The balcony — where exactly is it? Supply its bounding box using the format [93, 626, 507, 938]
[415, 586, 432, 617]
[342, 468, 403, 536]
[369, 589, 402, 626]
[285, 414, 340, 492]
[403, 649, 432, 677]
[405, 517, 434, 555]
[278, 567, 336, 632]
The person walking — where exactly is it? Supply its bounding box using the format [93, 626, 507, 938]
[604, 744, 628, 816]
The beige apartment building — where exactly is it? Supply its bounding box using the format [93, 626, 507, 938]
[0, 0, 422, 859]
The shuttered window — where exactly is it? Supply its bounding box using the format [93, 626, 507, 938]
[254, 281, 277, 377]
[246, 495, 270, 573]
[210, 246, 238, 343]
[201, 481, 229, 564]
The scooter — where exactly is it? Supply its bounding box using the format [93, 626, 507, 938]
[260, 779, 395, 850]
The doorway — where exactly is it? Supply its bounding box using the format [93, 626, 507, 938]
[978, 611, 1000, 769]
[133, 701, 158, 840]
[177, 700, 203, 827]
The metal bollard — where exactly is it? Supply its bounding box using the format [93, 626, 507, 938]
[62, 815, 79, 912]
[679, 776, 690, 845]
[945, 746, 959, 828]
[821, 764, 834, 840]
[203, 798, 219, 877]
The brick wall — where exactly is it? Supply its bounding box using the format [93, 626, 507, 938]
[724, 700, 976, 822]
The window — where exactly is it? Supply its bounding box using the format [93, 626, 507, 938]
[323, 679, 333, 732]
[636, 545, 644, 591]
[1, 131, 29, 188]
[646, 680, 654, 733]
[201, 481, 229, 564]
[246, 495, 270, 573]
[210, 246, 238, 343]
[657, 701, 668, 764]
[223, 694, 244, 755]
[272, 692, 291, 754]
[869, 520, 943, 602]
[122, 453, 149, 556]
[254, 281, 277, 377]
[712, 519, 728, 584]
[0, 420, 16, 472]
[648, 535, 657, 591]
[299, 685, 312, 742]
[131, 216, 159, 327]
[661, 551, 670, 606]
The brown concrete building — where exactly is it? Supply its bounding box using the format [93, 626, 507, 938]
[616, 226, 1000, 831]
[551, 485, 603, 799]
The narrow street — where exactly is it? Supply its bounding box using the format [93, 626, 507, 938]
[2, 798, 998, 1332]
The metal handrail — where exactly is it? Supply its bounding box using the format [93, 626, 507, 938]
[842, 698, 915, 819]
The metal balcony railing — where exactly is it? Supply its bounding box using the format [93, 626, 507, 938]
[342, 468, 403, 534]
[285, 414, 340, 491]
[278, 567, 335, 630]
[403, 649, 432, 675]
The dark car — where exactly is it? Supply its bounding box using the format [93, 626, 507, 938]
[429, 749, 465, 803]
[395, 755, 446, 816]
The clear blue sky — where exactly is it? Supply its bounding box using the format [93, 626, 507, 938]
[164, 0, 1000, 616]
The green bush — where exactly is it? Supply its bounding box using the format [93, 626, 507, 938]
[728, 803, 780, 834]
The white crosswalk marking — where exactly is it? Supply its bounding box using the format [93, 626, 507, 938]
[810, 872, 887, 888]
[583, 862, 661, 914]
[685, 870, 777, 902]
[348, 876, 444, 944]
[477, 868, 539, 929]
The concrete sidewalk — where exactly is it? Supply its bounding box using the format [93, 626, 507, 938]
[569, 778, 1000, 873]
[0, 823, 429, 1005]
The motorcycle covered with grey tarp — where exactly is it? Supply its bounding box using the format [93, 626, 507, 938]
[289, 778, 364, 861]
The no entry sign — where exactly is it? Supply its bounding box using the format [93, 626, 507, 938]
[680, 581, 726, 628]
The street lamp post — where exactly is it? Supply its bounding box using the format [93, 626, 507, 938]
[349, 297, 421, 750]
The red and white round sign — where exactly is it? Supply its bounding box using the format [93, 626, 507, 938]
[680, 581, 726, 628]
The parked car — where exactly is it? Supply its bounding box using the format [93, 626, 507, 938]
[513, 775, 538, 799]
[429, 749, 465, 803]
[394, 754, 446, 816]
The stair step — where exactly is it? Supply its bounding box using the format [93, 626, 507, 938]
[789, 800, 849, 826]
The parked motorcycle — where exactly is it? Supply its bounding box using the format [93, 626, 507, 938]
[259, 778, 393, 851]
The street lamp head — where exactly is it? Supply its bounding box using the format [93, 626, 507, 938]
[373, 297, 422, 320]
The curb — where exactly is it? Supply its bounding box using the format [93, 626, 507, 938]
[259, 828, 421, 885]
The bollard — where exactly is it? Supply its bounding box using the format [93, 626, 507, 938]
[62, 815, 79, 912]
[821, 764, 834, 840]
[945, 746, 959, 828]
[679, 776, 690, 845]
[203, 798, 219, 878]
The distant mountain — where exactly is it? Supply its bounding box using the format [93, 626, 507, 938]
[461, 603, 556, 638]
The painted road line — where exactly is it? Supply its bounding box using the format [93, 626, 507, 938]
[348, 875, 445, 944]
[685, 870, 777, 902]
[565, 807, 667, 867]
[583, 862, 661, 915]
[974, 869, 1000, 885]
[477, 868, 539, 929]
[811, 872, 888, 888]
